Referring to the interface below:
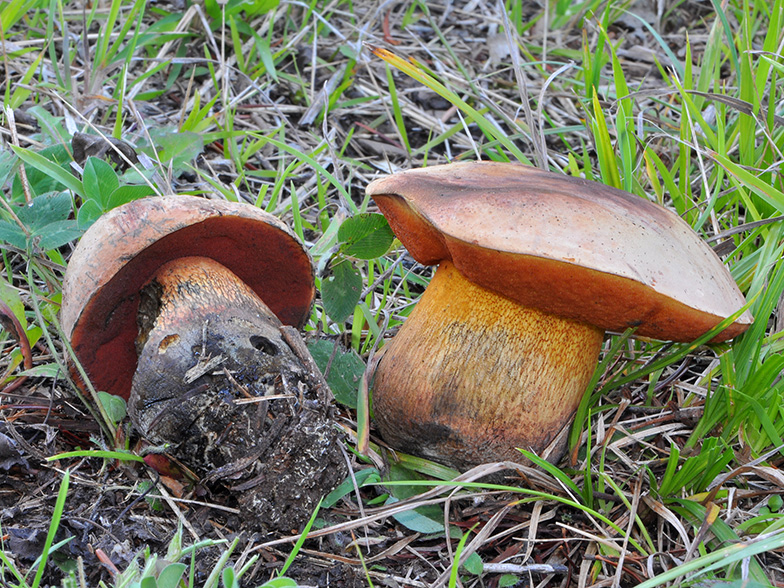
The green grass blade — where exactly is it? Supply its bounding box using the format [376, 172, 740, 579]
[30, 469, 70, 588]
[589, 88, 621, 189]
[370, 46, 531, 164]
[279, 499, 323, 576]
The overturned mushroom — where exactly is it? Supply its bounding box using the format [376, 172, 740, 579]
[61, 195, 346, 531]
[367, 162, 752, 471]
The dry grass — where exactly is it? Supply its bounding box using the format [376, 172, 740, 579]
[1, 0, 783, 587]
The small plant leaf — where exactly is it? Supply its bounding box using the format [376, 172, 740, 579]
[156, 562, 186, 588]
[147, 128, 204, 170]
[321, 260, 362, 323]
[76, 200, 105, 231]
[462, 552, 483, 575]
[107, 184, 155, 210]
[82, 157, 120, 209]
[98, 391, 127, 425]
[337, 213, 395, 259]
[0, 151, 18, 187]
[34, 219, 81, 250]
[258, 579, 299, 587]
[11, 145, 83, 199]
[387, 497, 444, 534]
[321, 468, 381, 509]
[19, 363, 60, 378]
[17, 192, 73, 231]
[307, 339, 365, 408]
[0, 220, 27, 249]
[221, 566, 238, 588]
[136, 480, 164, 511]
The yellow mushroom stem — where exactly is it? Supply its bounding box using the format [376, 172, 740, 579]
[372, 260, 605, 470]
[129, 256, 289, 439]
[135, 255, 281, 351]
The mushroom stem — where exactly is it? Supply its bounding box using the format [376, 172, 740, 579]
[129, 255, 295, 443]
[126, 255, 347, 530]
[373, 260, 604, 470]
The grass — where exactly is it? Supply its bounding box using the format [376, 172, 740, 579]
[1, 0, 784, 586]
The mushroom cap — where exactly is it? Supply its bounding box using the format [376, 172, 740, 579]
[61, 195, 315, 400]
[367, 161, 752, 342]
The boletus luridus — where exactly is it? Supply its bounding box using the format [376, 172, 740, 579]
[367, 162, 752, 471]
[61, 195, 346, 531]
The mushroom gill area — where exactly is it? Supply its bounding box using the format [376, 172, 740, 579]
[372, 260, 604, 471]
[127, 256, 346, 531]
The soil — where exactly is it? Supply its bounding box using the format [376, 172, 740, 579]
[0, 418, 541, 587]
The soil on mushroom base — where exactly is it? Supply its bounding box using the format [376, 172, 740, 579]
[0, 421, 428, 587]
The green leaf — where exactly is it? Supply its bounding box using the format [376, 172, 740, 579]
[34, 219, 81, 250]
[240, 0, 277, 17]
[337, 213, 395, 259]
[0, 150, 18, 187]
[0, 277, 26, 327]
[19, 363, 61, 378]
[147, 128, 204, 169]
[461, 552, 483, 575]
[205, 0, 277, 21]
[279, 498, 322, 577]
[321, 260, 362, 323]
[307, 339, 366, 408]
[0, 220, 27, 249]
[31, 469, 70, 588]
[98, 391, 127, 425]
[499, 575, 520, 587]
[82, 157, 120, 209]
[140, 576, 158, 588]
[17, 192, 73, 231]
[76, 200, 104, 231]
[47, 449, 145, 463]
[137, 480, 163, 511]
[321, 468, 381, 509]
[106, 184, 155, 210]
[450, 523, 477, 587]
[156, 563, 186, 588]
[387, 496, 444, 534]
[769, 494, 783, 513]
[11, 145, 83, 198]
[384, 463, 447, 533]
[221, 566, 237, 588]
[258, 579, 298, 588]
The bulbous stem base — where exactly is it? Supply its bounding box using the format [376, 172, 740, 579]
[373, 260, 604, 471]
[127, 256, 347, 531]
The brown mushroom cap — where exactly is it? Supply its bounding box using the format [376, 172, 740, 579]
[61, 195, 315, 400]
[367, 161, 752, 342]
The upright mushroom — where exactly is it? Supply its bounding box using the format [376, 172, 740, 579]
[367, 162, 752, 471]
[61, 195, 346, 530]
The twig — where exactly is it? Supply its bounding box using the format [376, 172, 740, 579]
[482, 562, 569, 575]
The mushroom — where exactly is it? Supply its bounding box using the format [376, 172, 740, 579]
[367, 161, 752, 471]
[61, 195, 346, 530]
[62, 195, 315, 401]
